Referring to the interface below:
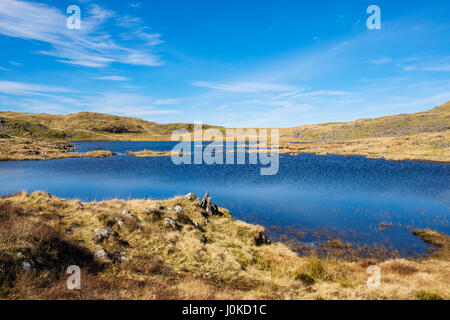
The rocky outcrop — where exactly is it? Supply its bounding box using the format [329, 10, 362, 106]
[199, 192, 222, 216]
[92, 228, 119, 244]
[255, 231, 271, 246]
[93, 248, 128, 263]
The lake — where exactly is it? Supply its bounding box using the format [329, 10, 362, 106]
[0, 141, 449, 256]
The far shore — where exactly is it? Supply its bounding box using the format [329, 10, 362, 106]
[1, 134, 448, 163]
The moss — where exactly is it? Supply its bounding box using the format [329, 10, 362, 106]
[295, 273, 315, 286]
[415, 291, 444, 300]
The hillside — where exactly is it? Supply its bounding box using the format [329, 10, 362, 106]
[0, 111, 225, 141]
[280, 101, 450, 142]
[1, 101, 449, 142]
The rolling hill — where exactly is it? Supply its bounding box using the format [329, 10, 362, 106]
[280, 101, 450, 142]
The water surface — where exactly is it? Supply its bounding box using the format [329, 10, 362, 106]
[1, 141, 448, 255]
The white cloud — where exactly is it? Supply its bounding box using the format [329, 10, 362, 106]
[404, 64, 450, 72]
[291, 90, 350, 98]
[92, 76, 130, 81]
[0, 80, 71, 95]
[192, 81, 298, 93]
[0, 0, 163, 67]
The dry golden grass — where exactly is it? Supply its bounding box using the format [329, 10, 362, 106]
[0, 192, 448, 300]
[125, 150, 188, 157]
[0, 137, 114, 161]
[279, 131, 450, 162]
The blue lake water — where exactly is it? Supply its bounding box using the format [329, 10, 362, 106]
[0, 141, 449, 255]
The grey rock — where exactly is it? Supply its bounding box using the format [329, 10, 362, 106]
[164, 218, 181, 231]
[93, 228, 118, 243]
[174, 205, 184, 215]
[94, 248, 109, 259]
[109, 251, 128, 263]
[184, 193, 197, 201]
[94, 228, 117, 237]
[21, 261, 33, 270]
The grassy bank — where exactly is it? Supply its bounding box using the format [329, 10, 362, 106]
[279, 131, 450, 162]
[0, 192, 448, 300]
[125, 150, 180, 157]
[0, 137, 114, 161]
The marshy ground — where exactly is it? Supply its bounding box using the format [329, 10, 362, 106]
[0, 137, 114, 161]
[0, 191, 448, 300]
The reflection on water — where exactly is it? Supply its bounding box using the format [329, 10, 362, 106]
[1, 141, 449, 255]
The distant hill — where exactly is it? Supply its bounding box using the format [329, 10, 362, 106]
[0, 111, 225, 141]
[280, 101, 450, 142]
[0, 101, 449, 141]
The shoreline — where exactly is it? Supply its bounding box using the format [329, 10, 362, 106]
[0, 191, 448, 300]
[1, 133, 449, 163]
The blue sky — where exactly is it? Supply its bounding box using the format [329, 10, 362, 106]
[0, 0, 449, 127]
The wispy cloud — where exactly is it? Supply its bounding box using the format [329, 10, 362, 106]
[92, 76, 130, 81]
[291, 90, 350, 98]
[0, 0, 163, 67]
[0, 80, 71, 95]
[192, 81, 298, 93]
[404, 64, 450, 72]
[9, 61, 23, 66]
[369, 58, 392, 64]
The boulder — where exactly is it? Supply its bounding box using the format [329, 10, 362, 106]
[93, 228, 118, 243]
[164, 218, 181, 231]
[93, 248, 109, 259]
[184, 193, 197, 201]
[21, 261, 33, 270]
[94, 248, 128, 263]
[109, 251, 128, 263]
